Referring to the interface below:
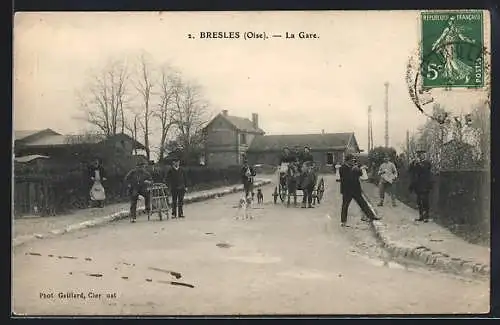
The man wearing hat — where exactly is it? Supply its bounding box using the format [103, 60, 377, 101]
[339, 152, 378, 226]
[279, 146, 295, 165]
[301, 146, 314, 166]
[408, 148, 433, 222]
[124, 160, 154, 223]
[241, 157, 257, 199]
[166, 156, 188, 218]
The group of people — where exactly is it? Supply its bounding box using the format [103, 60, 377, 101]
[278, 146, 314, 167]
[338, 148, 433, 226]
[87, 157, 188, 223]
[88, 144, 433, 227]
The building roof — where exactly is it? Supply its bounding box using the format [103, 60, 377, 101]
[16, 131, 146, 150]
[223, 115, 264, 133]
[205, 113, 265, 134]
[14, 155, 50, 163]
[248, 132, 356, 152]
[14, 129, 61, 141]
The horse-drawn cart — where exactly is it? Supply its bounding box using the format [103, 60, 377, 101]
[272, 163, 325, 205]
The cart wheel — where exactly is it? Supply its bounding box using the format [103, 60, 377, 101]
[317, 178, 325, 204]
[273, 186, 278, 204]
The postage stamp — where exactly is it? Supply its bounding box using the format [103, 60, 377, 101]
[421, 11, 484, 88]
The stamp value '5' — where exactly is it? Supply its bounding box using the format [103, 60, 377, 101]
[421, 11, 484, 88]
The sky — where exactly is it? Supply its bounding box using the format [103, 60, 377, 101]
[13, 11, 490, 155]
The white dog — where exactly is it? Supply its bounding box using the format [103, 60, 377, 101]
[235, 195, 254, 220]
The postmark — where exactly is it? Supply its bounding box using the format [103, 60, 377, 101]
[421, 11, 484, 89]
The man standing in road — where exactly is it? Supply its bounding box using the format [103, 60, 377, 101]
[166, 157, 188, 219]
[339, 153, 379, 227]
[124, 160, 153, 223]
[408, 148, 433, 222]
[377, 154, 398, 207]
[241, 157, 257, 200]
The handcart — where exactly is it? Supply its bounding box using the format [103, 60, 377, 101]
[147, 183, 171, 221]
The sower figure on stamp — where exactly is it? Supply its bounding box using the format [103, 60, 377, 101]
[408, 148, 433, 223]
[166, 157, 188, 219]
[124, 160, 153, 223]
[377, 154, 398, 207]
[241, 157, 257, 200]
[339, 153, 379, 227]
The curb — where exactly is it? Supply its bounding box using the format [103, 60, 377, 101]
[361, 192, 490, 278]
[13, 179, 272, 248]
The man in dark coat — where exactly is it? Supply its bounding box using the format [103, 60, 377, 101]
[166, 157, 188, 218]
[408, 148, 433, 222]
[300, 146, 314, 166]
[279, 147, 295, 164]
[124, 160, 153, 223]
[339, 153, 378, 226]
[241, 158, 257, 199]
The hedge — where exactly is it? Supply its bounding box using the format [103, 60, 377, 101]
[14, 164, 243, 217]
[368, 167, 490, 246]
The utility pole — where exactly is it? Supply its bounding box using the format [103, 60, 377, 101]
[368, 105, 373, 151]
[384, 82, 389, 148]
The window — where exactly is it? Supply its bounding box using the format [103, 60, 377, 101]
[240, 133, 247, 145]
[326, 152, 334, 165]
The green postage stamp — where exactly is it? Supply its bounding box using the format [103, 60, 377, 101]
[421, 11, 484, 88]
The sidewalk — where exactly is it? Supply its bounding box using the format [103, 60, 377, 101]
[13, 179, 272, 248]
[361, 182, 490, 277]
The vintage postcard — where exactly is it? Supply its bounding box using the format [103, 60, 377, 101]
[12, 11, 491, 316]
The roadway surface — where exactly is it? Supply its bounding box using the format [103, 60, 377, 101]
[12, 175, 489, 315]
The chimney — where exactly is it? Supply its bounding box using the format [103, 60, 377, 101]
[252, 113, 259, 129]
[222, 110, 228, 116]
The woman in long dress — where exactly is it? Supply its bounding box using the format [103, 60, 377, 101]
[88, 158, 107, 208]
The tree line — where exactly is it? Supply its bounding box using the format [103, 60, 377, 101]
[368, 101, 490, 172]
[75, 52, 211, 162]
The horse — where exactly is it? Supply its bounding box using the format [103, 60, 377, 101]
[300, 162, 318, 208]
[285, 162, 301, 206]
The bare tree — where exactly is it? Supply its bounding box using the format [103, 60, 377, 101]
[171, 79, 210, 161]
[76, 59, 129, 136]
[132, 53, 157, 161]
[154, 65, 178, 160]
[467, 102, 490, 167]
[416, 104, 447, 171]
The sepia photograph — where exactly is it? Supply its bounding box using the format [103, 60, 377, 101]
[12, 10, 491, 315]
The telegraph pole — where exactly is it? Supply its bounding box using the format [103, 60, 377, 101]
[368, 105, 373, 151]
[384, 82, 389, 148]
